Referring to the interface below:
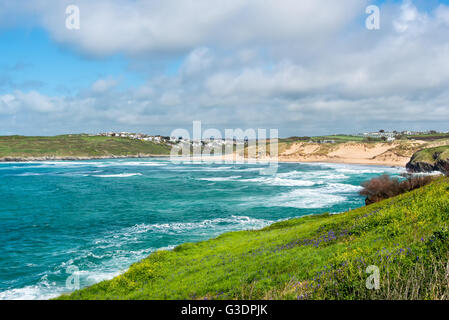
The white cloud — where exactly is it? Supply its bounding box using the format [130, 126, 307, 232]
[14, 91, 62, 113]
[91, 78, 118, 93]
[436, 4, 449, 25]
[2, 0, 366, 56]
[393, 0, 428, 33]
[1, 1, 449, 136]
[0, 94, 17, 114]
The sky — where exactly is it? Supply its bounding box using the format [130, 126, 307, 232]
[0, 0, 449, 137]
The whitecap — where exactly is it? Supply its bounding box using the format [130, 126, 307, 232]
[324, 183, 363, 193]
[126, 215, 273, 235]
[264, 188, 346, 209]
[197, 175, 241, 182]
[240, 177, 317, 187]
[91, 173, 143, 178]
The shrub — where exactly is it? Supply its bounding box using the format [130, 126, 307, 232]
[360, 174, 438, 205]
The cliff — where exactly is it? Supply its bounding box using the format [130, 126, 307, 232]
[406, 145, 449, 175]
[58, 177, 449, 300]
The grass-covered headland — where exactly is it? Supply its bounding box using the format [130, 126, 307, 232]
[407, 145, 449, 175]
[59, 177, 449, 300]
[0, 135, 171, 159]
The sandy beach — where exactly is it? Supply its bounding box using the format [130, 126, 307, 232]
[191, 141, 432, 168]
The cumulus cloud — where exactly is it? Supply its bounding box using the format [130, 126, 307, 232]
[0, 0, 449, 136]
[1, 91, 63, 113]
[91, 78, 118, 93]
[13, 0, 365, 57]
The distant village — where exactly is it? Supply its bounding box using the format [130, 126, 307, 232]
[356, 129, 448, 141]
[95, 129, 448, 146]
[94, 132, 243, 148]
[96, 132, 172, 143]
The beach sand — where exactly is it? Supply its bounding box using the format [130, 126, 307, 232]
[192, 140, 430, 168]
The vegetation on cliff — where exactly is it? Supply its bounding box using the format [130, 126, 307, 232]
[359, 174, 439, 205]
[0, 135, 171, 159]
[406, 145, 449, 175]
[59, 177, 449, 300]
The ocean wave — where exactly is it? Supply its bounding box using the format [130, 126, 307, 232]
[12, 172, 44, 176]
[409, 171, 443, 176]
[277, 170, 348, 180]
[168, 166, 234, 172]
[91, 173, 143, 178]
[197, 175, 241, 182]
[126, 215, 273, 235]
[231, 167, 266, 172]
[336, 168, 394, 174]
[308, 162, 405, 174]
[0, 284, 59, 300]
[0, 268, 124, 300]
[266, 188, 346, 209]
[101, 161, 168, 167]
[240, 177, 317, 187]
[324, 183, 363, 193]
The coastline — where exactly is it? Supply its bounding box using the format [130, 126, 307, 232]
[191, 154, 408, 168]
[0, 154, 171, 162]
[0, 150, 423, 300]
[277, 157, 406, 168]
[56, 177, 449, 300]
[1, 139, 428, 167]
[0, 153, 407, 169]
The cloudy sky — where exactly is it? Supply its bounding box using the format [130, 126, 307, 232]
[1, 0, 449, 137]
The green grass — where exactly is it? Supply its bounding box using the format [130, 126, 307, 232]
[406, 133, 449, 141]
[0, 135, 171, 158]
[280, 135, 372, 144]
[313, 135, 367, 142]
[59, 177, 449, 300]
[409, 145, 449, 164]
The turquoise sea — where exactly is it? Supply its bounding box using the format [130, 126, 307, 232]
[0, 158, 404, 299]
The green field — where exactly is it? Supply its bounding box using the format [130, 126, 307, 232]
[406, 133, 449, 141]
[280, 135, 370, 144]
[59, 177, 449, 300]
[0, 135, 171, 158]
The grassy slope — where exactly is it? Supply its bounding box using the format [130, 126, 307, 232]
[60, 177, 449, 300]
[0, 135, 171, 158]
[409, 145, 449, 164]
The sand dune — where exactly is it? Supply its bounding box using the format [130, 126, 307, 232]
[277, 141, 426, 166]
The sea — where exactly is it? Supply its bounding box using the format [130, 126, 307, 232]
[0, 158, 405, 299]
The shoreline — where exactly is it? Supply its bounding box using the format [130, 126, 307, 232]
[276, 158, 405, 168]
[55, 177, 449, 300]
[0, 152, 414, 300]
[191, 154, 407, 168]
[0, 153, 407, 169]
[0, 154, 171, 162]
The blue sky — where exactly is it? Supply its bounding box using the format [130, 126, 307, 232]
[0, 28, 146, 95]
[1, 0, 449, 136]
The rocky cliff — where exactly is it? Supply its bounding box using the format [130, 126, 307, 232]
[406, 145, 449, 175]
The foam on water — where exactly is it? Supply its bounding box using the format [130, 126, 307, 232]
[0, 158, 402, 299]
[268, 188, 346, 209]
[126, 215, 273, 235]
[197, 175, 242, 182]
[91, 173, 143, 178]
[240, 176, 317, 187]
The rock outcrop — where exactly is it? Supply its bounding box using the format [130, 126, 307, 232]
[406, 146, 449, 175]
